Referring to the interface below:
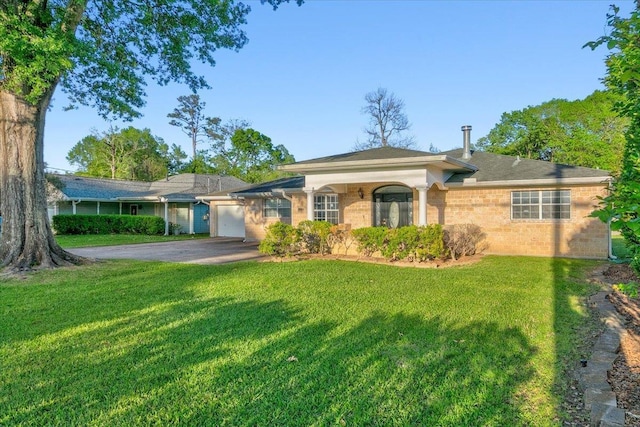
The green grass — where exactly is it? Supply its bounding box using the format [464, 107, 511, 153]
[612, 233, 633, 259]
[55, 233, 210, 248]
[0, 256, 601, 426]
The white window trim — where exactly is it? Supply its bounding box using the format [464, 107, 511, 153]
[511, 190, 571, 220]
[314, 194, 339, 224]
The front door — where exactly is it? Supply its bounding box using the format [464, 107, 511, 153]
[373, 186, 413, 228]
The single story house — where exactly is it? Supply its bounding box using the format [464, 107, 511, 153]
[47, 173, 246, 235]
[200, 126, 612, 259]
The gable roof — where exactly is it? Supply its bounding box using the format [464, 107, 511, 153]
[279, 146, 475, 173]
[49, 174, 247, 202]
[441, 149, 610, 184]
[290, 146, 437, 164]
[280, 146, 609, 185]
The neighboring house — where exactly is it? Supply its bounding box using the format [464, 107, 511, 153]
[200, 127, 611, 259]
[48, 173, 246, 234]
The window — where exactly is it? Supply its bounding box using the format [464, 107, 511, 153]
[314, 194, 339, 224]
[512, 190, 570, 220]
[264, 198, 291, 218]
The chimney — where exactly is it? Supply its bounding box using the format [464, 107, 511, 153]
[461, 125, 472, 160]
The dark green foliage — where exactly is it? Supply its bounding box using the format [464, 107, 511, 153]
[586, 4, 640, 273]
[53, 215, 165, 235]
[258, 222, 297, 256]
[296, 220, 332, 255]
[476, 90, 628, 173]
[352, 225, 447, 261]
[211, 127, 296, 183]
[67, 126, 170, 181]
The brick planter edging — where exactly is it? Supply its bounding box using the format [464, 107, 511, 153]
[582, 290, 627, 426]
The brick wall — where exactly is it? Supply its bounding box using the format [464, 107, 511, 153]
[288, 183, 609, 259]
[430, 184, 609, 259]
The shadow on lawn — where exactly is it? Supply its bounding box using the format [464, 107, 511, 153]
[2, 268, 538, 426]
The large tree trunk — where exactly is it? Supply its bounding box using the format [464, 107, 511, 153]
[0, 90, 85, 272]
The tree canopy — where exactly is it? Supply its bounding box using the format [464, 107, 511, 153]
[476, 90, 628, 173]
[211, 127, 295, 183]
[67, 126, 169, 181]
[0, 0, 301, 271]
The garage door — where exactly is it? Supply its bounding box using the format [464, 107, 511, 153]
[216, 205, 245, 238]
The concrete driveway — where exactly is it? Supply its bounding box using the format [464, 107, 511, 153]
[68, 237, 265, 265]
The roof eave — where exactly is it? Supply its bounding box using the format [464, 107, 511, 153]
[278, 155, 477, 173]
[446, 176, 612, 188]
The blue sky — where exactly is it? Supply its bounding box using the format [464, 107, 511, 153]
[44, 0, 634, 173]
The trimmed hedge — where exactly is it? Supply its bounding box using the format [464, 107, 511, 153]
[258, 222, 485, 262]
[52, 214, 166, 235]
[352, 225, 446, 261]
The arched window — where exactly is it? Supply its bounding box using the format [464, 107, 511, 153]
[373, 185, 413, 228]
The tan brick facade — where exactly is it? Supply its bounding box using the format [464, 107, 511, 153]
[429, 184, 609, 259]
[212, 182, 609, 259]
[287, 183, 609, 259]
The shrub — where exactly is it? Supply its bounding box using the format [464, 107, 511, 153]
[381, 226, 419, 261]
[258, 222, 297, 257]
[52, 214, 165, 235]
[327, 224, 353, 255]
[351, 225, 446, 262]
[614, 282, 639, 298]
[296, 220, 333, 255]
[416, 224, 446, 261]
[443, 224, 486, 260]
[351, 227, 387, 256]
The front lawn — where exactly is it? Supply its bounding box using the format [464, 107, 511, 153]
[0, 256, 601, 425]
[55, 233, 210, 248]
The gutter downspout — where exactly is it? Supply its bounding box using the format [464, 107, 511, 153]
[608, 220, 617, 260]
[273, 189, 292, 202]
[72, 200, 81, 215]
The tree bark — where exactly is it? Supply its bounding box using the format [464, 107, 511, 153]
[0, 90, 85, 272]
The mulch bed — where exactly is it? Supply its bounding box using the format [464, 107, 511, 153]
[602, 263, 640, 426]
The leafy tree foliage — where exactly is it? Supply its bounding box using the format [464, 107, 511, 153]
[476, 90, 628, 173]
[356, 87, 416, 150]
[67, 127, 169, 181]
[167, 144, 189, 175]
[211, 127, 295, 183]
[586, 4, 640, 271]
[0, 0, 300, 271]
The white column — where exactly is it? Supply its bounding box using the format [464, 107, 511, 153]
[304, 187, 315, 221]
[163, 199, 169, 235]
[416, 186, 428, 226]
[97, 201, 100, 215]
